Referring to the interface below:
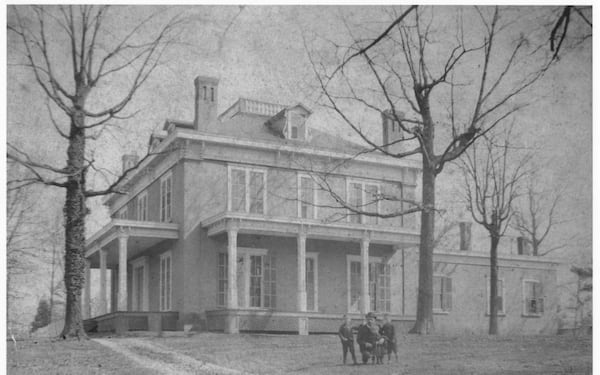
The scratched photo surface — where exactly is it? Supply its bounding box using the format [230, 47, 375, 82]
[6, 5, 592, 375]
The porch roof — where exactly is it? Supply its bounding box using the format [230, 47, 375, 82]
[202, 212, 420, 246]
[85, 219, 179, 267]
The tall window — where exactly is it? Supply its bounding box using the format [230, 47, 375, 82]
[433, 276, 452, 312]
[348, 257, 390, 313]
[306, 254, 318, 311]
[137, 191, 148, 221]
[370, 263, 391, 312]
[131, 257, 148, 311]
[160, 251, 172, 311]
[217, 250, 275, 309]
[229, 167, 266, 214]
[486, 278, 505, 315]
[349, 261, 361, 312]
[160, 171, 172, 222]
[298, 175, 316, 219]
[347, 180, 380, 224]
[217, 253, 228, 307]
[523, 280, 544, 315]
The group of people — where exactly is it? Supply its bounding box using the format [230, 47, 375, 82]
[338, 312, 399, 365]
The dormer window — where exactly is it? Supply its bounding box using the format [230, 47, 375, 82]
[287, 111, 306, 140]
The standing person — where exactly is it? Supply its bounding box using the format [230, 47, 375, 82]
[338, 314, 358, 365]
[380, 314, 398, 362]
[357, 312, 380, 364]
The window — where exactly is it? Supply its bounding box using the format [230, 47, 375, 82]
[137, 191, 148, 221]
[347, 180, 380, 224]
[433, 276, 452, 312]
[210, 87, 215, 102]
[118, 206, 128, 219]
[287, 112, 305, 140]
[370, 263, 391, 312]
[131, 257, 148, 311]
[486, 277, 505, 315]
[217, 253, 228, 307]
[159, 251, 172, 311]
[228, 166, 266, 214]
[523, 280, 544, 316]
[217, 249, 276, 309]
[306, 253, 318, 311]
[203, 86, 207, 100]
[347, 256, 390, 313]
[160, 171, 172, 222]
[298, 175, 317, 219]
[349, 261, 361, 312]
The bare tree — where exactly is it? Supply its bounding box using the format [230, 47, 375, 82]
[459, 128, 530, 334]
[512, 177, 565, 256]
[549, 6, 592, 59]
[308, 6, 555, 333]
[7, 5, 182, 339]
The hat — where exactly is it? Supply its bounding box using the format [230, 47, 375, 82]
[366, 312, 376, 319]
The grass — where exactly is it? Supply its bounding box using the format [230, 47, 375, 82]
[155, 333, 593, 374]
[7, 338, 159, 375]
[7, 333, 592, 375]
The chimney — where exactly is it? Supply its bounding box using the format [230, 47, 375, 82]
[122, 154, 139, 174]
[459, 221, 471, 251]
[382, 109, 405, 153]
[194, 76, 219, 131]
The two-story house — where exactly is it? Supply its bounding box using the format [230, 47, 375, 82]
[82, 75, 560, 335]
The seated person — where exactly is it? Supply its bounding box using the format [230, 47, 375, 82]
[356, 312, 381, 364]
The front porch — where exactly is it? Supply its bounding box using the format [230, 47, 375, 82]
[203, 212, 420, 334]
[205, 309, 416, 334]
[84, 311, 180, 334]
[83, 219, 180, 319]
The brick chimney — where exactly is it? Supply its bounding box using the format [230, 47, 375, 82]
[194, 76, 219, 131]
[122, 154, 139, 174]
[382, 109, 405, 153]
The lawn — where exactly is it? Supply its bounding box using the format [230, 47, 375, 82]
[7, 333, 592, 375]
[7, 338, 160, 375]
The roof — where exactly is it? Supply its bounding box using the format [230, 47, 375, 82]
[160, 97, 368, 154]
[211, 110, 367, 154]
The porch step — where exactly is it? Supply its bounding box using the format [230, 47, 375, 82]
[83, 318, 98, 333]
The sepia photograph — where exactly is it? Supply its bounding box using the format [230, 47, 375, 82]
[5, 4, 593, 374]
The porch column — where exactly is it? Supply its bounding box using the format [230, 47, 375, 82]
[297, 231, 307, 312]
[226, 223, 239, 334]
[361, 237, 370, 314]
[297, 230, 308, 335]
[117, 233, 128, 311]
[83, 259, 91, 319]
[99, 249, 108, 315]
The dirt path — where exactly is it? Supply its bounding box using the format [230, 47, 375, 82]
[93, 338, 250, 375]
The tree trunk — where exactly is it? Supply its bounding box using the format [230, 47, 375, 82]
[489, 233, 500, 335]
[410, 92, 436, 335]
[60, 108, 88, 339]
[410, 162, 436, 334]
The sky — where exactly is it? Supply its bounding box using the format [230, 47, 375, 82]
[4, 5, 594, 331]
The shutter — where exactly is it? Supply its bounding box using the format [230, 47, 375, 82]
[442, 277, 453, 311]
[446, 277, 453, 310]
